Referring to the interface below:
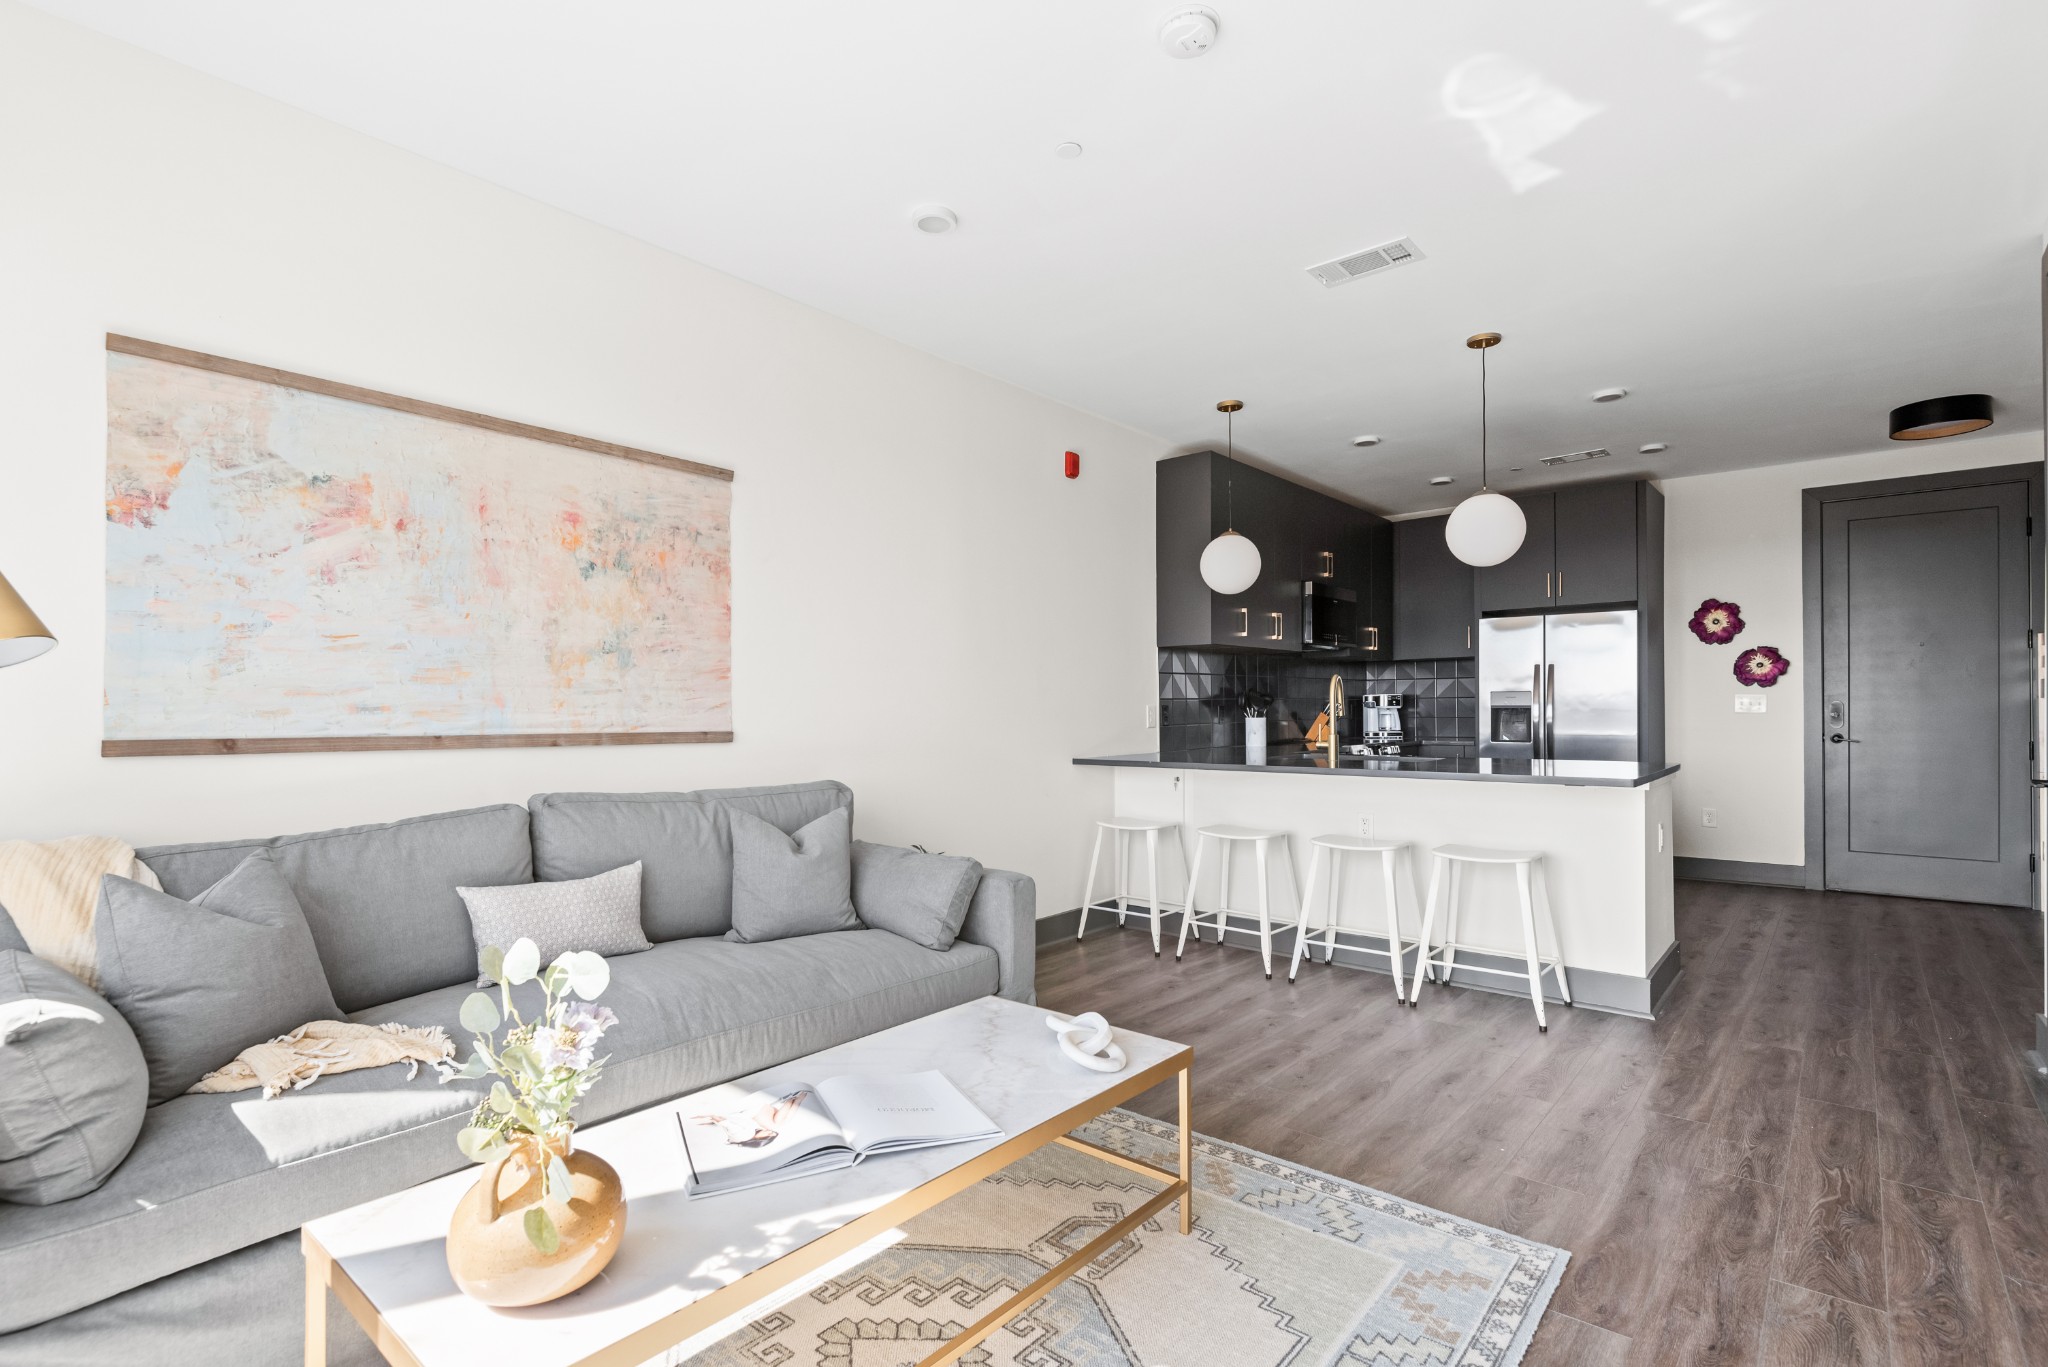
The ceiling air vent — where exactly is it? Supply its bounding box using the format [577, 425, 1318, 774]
[1306, 237, 1426, 288]
[1539, 447, 1611, 468]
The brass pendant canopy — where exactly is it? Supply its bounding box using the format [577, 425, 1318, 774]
[0, 570, 55, 668]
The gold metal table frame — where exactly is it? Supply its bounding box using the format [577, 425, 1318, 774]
[304, 1047, 1193, 1367]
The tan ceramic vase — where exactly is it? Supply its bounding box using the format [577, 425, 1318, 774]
[446, 1135, 626, 1307]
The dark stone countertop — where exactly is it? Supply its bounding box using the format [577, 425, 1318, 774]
[1074, 747, 1679, 788]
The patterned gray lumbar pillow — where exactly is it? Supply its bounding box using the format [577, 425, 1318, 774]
[96, 850, 343, 1106]
[457, 861, 652, 981]
[726, 806, 859, 943]
[0, 949, 149, 1204]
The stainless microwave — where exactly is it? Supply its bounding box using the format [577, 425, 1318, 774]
[1300, 580, 1362, 651]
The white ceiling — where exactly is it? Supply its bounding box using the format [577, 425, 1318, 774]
[29, 0, 2048, 512]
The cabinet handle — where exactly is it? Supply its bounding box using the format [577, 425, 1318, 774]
[1268, 611, 1284, 640]
[1466, 624, 1472, 649]
[1235, 608, 1249, 637]
[1365, 626, 1379, 651]
[1319, 551, 1335, 579]
[1557, 571, 1564, 597]
[1545, 571, 1553, 599]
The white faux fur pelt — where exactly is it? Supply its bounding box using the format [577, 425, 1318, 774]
[1045, 1011, 1127, 1073]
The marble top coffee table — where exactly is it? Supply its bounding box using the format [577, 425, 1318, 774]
[302, 996, 1193, 1367]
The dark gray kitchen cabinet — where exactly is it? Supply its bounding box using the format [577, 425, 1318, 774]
[1472, 493, 1556, 615]
[1473, 480, 1658, 614]
[1554, 480, 1641, 607]
[1393, 514, 1475, 659]
[1156, 451, 1390, 655]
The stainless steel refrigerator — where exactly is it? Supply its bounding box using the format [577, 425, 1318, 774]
[1478, 611, 1641, 762]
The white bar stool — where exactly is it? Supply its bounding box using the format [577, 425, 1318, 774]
[1409, 844, 1571, 1030]
[1077, 818, 1190, 956]
[1286, 835, 1420, 1002]
[1175, 825, 1299, 979]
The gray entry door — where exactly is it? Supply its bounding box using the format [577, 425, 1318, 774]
[1821, 480, 2032, 905]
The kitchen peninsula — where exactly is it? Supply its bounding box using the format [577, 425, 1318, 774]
[1072, 747, 1680, 1016]
[1114, 458, 1680, 1016]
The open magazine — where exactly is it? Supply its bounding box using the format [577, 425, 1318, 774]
[676, 1070, 1002, 1198]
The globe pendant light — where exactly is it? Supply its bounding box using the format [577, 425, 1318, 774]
[1444, 332, 1527, 568]
[1199, 399, 1262, 594]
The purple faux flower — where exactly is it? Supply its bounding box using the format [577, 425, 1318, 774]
[1689, 599, 1744, 645]
[535, 1002, 618, 1071]
[1735, 645, 1790, 688]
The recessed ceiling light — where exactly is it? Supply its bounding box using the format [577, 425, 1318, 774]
[1158, 6, 1220, 58]
[910, 204, 958, 234]
[1351, 434, 1381, 448]
[1591, 386, 1628, 402]
[1508, 466, 1523, 472]
[1054, 141, 1084, 159]
[1428, 475, 1454, 486]
[1638, 442, 1669, 454]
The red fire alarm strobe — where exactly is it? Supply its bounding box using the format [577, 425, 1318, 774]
[1064, 451, 1080, 479]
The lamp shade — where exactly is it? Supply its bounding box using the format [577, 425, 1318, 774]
[1199, 530, 1262, 595]
[0, 571, 56, 668]
[1445, 491, 1527, 567]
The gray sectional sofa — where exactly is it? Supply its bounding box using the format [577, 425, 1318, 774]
[0, 780, 1034, 1366]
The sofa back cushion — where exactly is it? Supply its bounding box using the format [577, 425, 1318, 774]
[136, 804, 532, 1012]
[529, 782, 853, 941]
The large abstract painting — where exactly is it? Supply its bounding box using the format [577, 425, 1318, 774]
[103, 337, 732, 756]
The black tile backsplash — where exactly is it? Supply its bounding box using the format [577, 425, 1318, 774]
[1159, 650, 1477, 754]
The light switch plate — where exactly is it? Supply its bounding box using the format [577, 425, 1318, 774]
[1734, 695, 1766, 713]
[1145, 703, 1158, 728]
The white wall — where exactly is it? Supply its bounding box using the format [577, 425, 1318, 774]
[0, 3, 1163, 909]
[1662, 428, 2044, 867]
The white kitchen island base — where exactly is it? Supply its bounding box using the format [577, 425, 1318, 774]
[1099, 761, 1679, 1017]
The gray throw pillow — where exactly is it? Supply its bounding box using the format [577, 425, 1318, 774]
[0, 950, 148, 1204]
[456, 861, 652, 982]
[726, 807, 858, 943]
[849, 842, 985, 952]
[96, 851, 342, 1105]
[0, 905, 26, 954]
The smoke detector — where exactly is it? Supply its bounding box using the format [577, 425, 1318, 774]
[1307, 238, 1427, 288]
[1158, 7, 1219, 57]
[1539, 447, 1611, 467]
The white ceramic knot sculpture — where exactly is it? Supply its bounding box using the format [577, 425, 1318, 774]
[1046, 1011, 1127, 1073]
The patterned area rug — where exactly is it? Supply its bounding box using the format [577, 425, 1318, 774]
[680, 1109, 1567, 1367]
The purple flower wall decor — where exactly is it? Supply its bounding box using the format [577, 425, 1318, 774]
[1688, 598, 1745, 644]
[1735, 645, 1790, 688]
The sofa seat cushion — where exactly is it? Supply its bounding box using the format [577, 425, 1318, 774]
[0, 928, 995, 1333]
[137, 804, 534, 1014]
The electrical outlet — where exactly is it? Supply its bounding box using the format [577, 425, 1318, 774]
[1734, 696, 1766, 713]
[1357, 814, 1373, 839]
[1658, 822, 1665, 852]
[1701, 808, 1718, 829]
[1144, 703, 1158, 729]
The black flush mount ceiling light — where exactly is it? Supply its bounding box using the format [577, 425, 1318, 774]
[1889, 393, 1992, 441]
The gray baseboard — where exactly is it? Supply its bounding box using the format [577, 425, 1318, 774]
[1035, 907, 1120, 945]
[1674, 857, 1806, 888]
[1045, 904, 1676, 1019]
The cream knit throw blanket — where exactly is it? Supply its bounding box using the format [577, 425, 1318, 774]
[189, 1021, 456, 1099]
[0, 835, 161, 988]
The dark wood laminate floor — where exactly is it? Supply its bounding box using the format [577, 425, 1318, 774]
[1036, 880, 2048, 1366]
